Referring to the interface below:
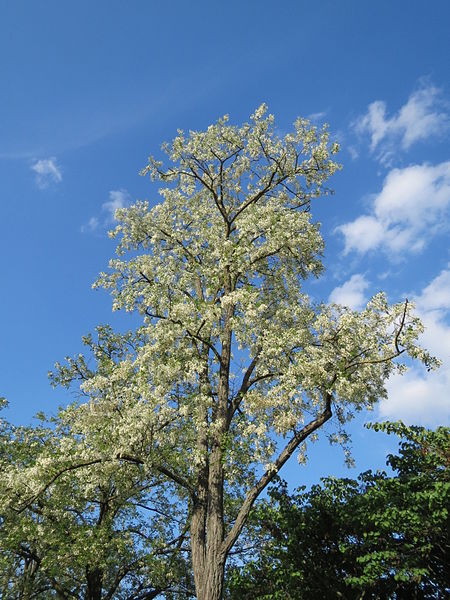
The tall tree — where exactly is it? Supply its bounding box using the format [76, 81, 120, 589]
[3, 106, 437, 599]
[226, 422, 450, 599]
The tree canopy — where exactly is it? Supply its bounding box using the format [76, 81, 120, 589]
[0, 380, 192, 599]
[0, 106, 438, 600]
[226, 422, 450, 599]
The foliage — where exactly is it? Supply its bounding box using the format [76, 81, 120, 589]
[226, 422, 450, 599]
[0, 106, 438, 599]
[0, 372, 192, 599]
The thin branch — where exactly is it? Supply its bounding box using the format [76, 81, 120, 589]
[227, 352, 260, 425]
[249, 246, 285, 266]
[153, 522, 190, 557]
[247, 372, 282, 387]
[117, 453, 196, 497]
[156, 227, 201, 265]
[154, 465, 195, 497]
[230, 169, 282, 224]
[15, 451, 195, 514]
[14, 459, 104, 513]
[144, 309, 222, 363]
[345, 349, 406, 372]
[187, 164, 230, 226]
[394, 299, 408, 354]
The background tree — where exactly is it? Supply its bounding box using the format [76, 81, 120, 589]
[0, 334, 193, 600]
[2, 106, 437, 600]
[226, 422, 450, 599]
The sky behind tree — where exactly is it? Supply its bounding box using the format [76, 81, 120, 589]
[1, 0, 449, 488]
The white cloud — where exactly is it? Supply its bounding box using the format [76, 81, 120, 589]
[354, 84, 449, 163]
[415, 269, 450, 312]
[337, 161, 450, 256]
[307, 110, 327, 122]
[380, 371, 449, 426]
[347, 145, 359, 160]
[80, 217, 99, 234]
[378, 267, 450, 426]
[102, 189, 130, 223]
[329, 274, 369, 310]
[81, 189, 130, 233]
[31, 158, 62, 188]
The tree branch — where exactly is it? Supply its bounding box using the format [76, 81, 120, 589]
[227, 352, 260, 425]
[144, 308, 222, 364]
[187, 163, 230, 226]
[14, 459, 104, 513]
[394, 299, 408, 354]
[222, 393, 332, 557]
[230, 169, 283, 224]
[117, 453, 196, 497]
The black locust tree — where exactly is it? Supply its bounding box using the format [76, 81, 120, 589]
[5, 106, 436, 600]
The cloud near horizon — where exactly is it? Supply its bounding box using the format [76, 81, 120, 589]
[336, 161, 450, 257]
[31, 157, 62, 188]
[354, 84, 449, 164]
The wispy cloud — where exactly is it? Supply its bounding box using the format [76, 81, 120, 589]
[347, 145, 359, 160]
[307, 110, 328, 123]
[31, 157, 62, 188]
[379, 266, 450, 426]
[80, 217, 100, 234]
[329, 274, 369, 310]
[336, 161, 450, 257]
[102, 189, 130, 223]
[81, 189, 131, 233]
[354, 83, 449, 164]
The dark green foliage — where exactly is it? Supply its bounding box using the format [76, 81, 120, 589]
[226, 422, 450, 599]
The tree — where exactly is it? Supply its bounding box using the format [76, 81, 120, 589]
[0, 342, 193, 600]
[226, 422, 450, 599]
[2, 106, 436, 599]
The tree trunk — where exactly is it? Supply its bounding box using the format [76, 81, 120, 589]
[195, 556, 226, 600]
[191, 443, 227, 600]
[85, 566, 103, 600]
[191, 267, 233, 600]
[20, 555, 40, 600]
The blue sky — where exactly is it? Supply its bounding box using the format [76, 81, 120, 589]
[1, 0, 449, 487]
